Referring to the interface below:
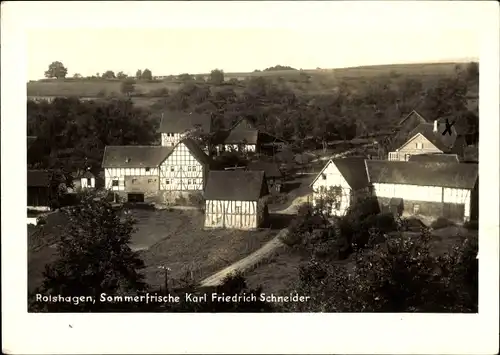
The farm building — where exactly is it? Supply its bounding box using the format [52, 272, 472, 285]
[213, 118, 286, 155]
[310, 157, 371, 217]
[365, 160, 478, 223]
[102, 139, 211, 203]
[408, 154, 460, 163]
[27, 170, 54, 211]
[388, 120, 466, 161]
[246, 161, 283, 193]
[158, 111, 212, 147]
[204, 171, 269, 230]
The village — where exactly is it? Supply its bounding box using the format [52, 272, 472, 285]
[27, 99, 479, 295]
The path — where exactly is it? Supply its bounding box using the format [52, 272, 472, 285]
[199, 228, 288, 287]
[310, 143, 376, 163]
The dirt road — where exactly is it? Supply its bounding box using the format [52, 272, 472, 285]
[199, 228, 288, 287]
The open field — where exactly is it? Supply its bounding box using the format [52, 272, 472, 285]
[27, 62, 466, 98]
[27, 208, 277, 292]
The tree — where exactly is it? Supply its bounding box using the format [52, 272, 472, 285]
[465, 62, 479, 82]
[44, 61, 68, 79]
[116, 71, 128, 80]
[102, 70, 116, 79]
[121, 78, 136, 96]
[136, 69, 142, 79]
[178, 73, 195, 82]
[72, 73, 82, 79]
[287, 228, 478, 312]
[142, 68, 153, 80]
[209, 69, 225, 85]
[29, 192, 147, 312]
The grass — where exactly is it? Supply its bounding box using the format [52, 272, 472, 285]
[27, 62, 468, 98]
[134, 209, 277, 289]
[27, 208, 277, 292]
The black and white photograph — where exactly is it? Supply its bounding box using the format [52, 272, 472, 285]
[2, 1, 499, 354]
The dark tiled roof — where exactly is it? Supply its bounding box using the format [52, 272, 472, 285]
[365, 160, 478, 189]
[158, 112, 211, 134]
[247, 161, 282, 178]
[27, 170, 51, 187]
[204, 171, 267, 201]
[332, 158, 370, 190]
[102, 146, 173, 168]
[408, 154, 460, 163]
[223, 129, 259, 145]
[405, 122, 457, 152]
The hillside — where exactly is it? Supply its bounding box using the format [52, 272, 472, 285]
[27, 62, 468, 98]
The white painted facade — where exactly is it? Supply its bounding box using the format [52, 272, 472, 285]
[224, 144, 256, 153]
[76, 177, 95, 189]
[311, 161, 353, 216]
[373, 182, 472, 220]
[104, 167, 159, 191]
[159, 142, 205, 191]
[205, 200, 260, 229]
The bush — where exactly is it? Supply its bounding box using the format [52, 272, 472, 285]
[188, 193, 204, 209]
[431, 217, 456, 230]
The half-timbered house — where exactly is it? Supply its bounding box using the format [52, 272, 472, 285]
[204, 171, 269, 230]
[246, 161, 283, 193]
[102, 139, 211, 202]
[310, 157, 371, 216]
[71, 170, 96, 190]
[158, 112, 212, 147]
[392, 110, 428, 149]
[365, 160, 478, 223]
[388, 120, 465, 161]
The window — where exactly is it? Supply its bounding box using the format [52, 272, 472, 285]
[171, 143, 175, 147]
[192, 166, 197, 171]
[187, 166, 192, 172]
[415, 142, 423, 149]
[170, 166, 175, 172]
[334, 195, 342, 210]
[145, 167, 150, 172]
[165, 179, 171, 185]
[187, 179, 192, 185]
[132, 178, 137, 184]
[148, 178, 154, 183]
[413, 204, 420, 214]
[321, 173, 326, 180]
[112, 180, 119, 187]
[87, 178, 92, 186]
[235, 206, 241, 214]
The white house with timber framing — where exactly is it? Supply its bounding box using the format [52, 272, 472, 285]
[204, 170, 269, 230]
[310, 157, 371, 216]
[101, 139, 211, 201]
[158, 111, 212, 148]
[365, 160, 478, 223]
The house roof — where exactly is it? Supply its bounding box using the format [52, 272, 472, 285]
[158, 112, 211, 134]
[102, 146, 173, 168]
[204, 171, 266, 201]
[402, 122, 458, 152]
[398, 110, 427, 126]
[247, 161, 282, 178]
[310, 157, 370, 190]
[365, 160, 478, 189]
[27, 170, 51, 187]
[408, 154, 460, 163]
[222, 129, 259, 145]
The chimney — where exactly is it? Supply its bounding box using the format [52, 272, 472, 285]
[433, 120, 438, 133]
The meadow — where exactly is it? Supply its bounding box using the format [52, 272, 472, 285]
[27, 62, 465, 98]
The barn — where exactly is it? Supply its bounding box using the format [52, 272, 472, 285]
[310, 157, 371, 216]
[204, 171, 269, 230]
[365, 160, 478, 223]
[158, 112, 212, 147]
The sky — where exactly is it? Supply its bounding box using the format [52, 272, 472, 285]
[15, 1, 483, 79]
